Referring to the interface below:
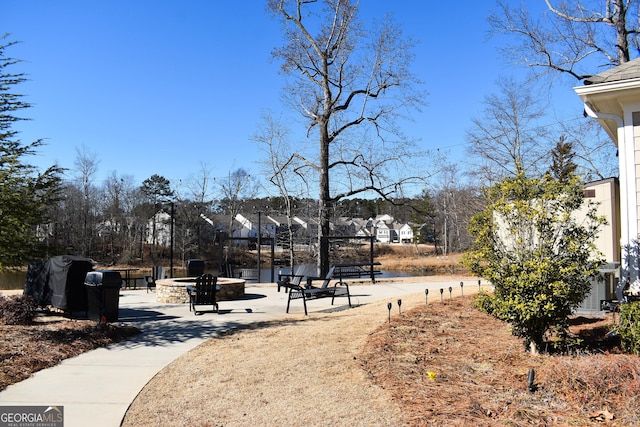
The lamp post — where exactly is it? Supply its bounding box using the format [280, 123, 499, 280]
[257, 210, 261, 283]
[169, 202, 174, 278]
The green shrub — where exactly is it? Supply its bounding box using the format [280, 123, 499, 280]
[474, 291, 497, 316]
[616, 301, 640, 355]
[0, 294, 36, 325]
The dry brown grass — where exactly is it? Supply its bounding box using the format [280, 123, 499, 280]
[122, 285, 640, 426]
[122, 295, 414, 426]
[376, 248, 467, 274]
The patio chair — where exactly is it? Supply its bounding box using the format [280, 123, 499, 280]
[144, 275, 156, 293]
[277, 264, 313, 293]
[303, 266, 338, 298]
[153, 266, 166, 280]
[187, 273, 219, 315]
[219, 262, 237, 278]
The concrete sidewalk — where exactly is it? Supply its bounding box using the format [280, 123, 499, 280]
[0, 278, 479, 427]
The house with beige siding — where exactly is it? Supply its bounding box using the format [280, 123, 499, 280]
[575, 58, 640, 300]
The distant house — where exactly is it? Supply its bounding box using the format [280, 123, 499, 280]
[374, 214, 394, 223]
[234, 213, 276, 240]
[146, 210, 172, 246]
[395, 223, 414, 243]
[293, 216, 319, 237]
[375, 221, 391, 243]
[96, 219, 120, 238]
[334, 217, 359, 236]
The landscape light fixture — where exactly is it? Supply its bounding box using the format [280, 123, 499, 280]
[527, 368, 536, 392]
[387, 302, 392, 323]
[425, 288, 428, 305]
[397, 299, 402, 316]
[460, 281, 464, 296]
[440, 288, 444, 302]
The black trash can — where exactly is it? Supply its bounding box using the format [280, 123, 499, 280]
[186, 259, 205, 277]
[85, 270, 122, 322]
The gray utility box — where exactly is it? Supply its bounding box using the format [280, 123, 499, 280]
[85, 270, 122, 322]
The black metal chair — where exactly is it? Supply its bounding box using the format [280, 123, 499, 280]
[144, 275, 156, 293]
[187, 274, 219, 315]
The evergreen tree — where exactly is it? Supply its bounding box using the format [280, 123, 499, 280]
[549, 135, 578, 184]
[140, 174, 173, 206]
[0, 35, 62, 269]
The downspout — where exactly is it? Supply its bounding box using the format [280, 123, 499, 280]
[584, 103, 631, 299]
[583, 102, 623, 128]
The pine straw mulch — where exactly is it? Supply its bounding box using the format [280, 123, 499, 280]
[361, 296, 640, 426]
[0, 316, 140, 391]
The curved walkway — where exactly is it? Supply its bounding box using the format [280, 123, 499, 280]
[0, 278, 480, 427]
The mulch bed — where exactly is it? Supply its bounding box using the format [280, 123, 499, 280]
[360, 296, 640, 426]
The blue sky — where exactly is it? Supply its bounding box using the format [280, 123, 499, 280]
[4, 1, 584, 193]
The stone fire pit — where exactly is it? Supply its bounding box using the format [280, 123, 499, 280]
[155, 277, 245, 304]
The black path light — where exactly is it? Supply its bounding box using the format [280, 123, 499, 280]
[440, 288, 444, 302]
[449, 286, 452, 300]
[425, 288, 429, 305]
[478, 279, 482, 291]
[527, 368, 536, 392]
[397, 299, 402, 316]
[387, 302, 392, 323]
[460, 281, 464, 296]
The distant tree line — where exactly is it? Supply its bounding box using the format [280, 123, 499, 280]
[37, 164, 481, 267]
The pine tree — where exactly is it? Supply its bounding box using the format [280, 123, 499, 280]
[549, 135, 578, 184]
[0, 35, 62, 269]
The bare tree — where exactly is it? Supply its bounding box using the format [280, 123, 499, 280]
[558, 117, 619, 180]
[179, 162, 218, 254]
[466, 78, 551, 182]
[489, 0, 639, 81]
[434, 165, 483, 255]
[101, 172, 138, 263]
[269, 0, 429, 273]
[101, 172, 125, 262]
[140, 174, 173, 263]
[73, 145, 100, 255]
[219, 168, 259, 234]
[253, 111, 307, 268]
[487, 0, 626, 180]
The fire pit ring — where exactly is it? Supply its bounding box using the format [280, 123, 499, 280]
[155, 277, 245, 304]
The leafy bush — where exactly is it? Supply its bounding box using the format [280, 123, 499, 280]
[474, 291, 497, 316]
[464, 170, 605, 353]
[616, 301, 640, 355]
[0, 294, 36, 325]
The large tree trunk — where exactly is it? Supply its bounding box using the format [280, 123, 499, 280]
[318, 118, 332, 276]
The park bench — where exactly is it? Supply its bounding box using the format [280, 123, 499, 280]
[332, 262, 382, 283]
[286, 266, 352, 315]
